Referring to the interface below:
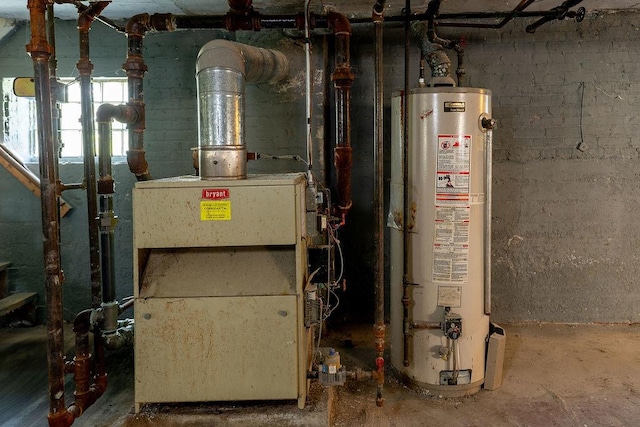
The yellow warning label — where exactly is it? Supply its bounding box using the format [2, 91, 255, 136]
[200, 200, 231, 221]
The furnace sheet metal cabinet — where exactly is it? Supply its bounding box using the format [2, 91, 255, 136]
[132, 173, 309, 411]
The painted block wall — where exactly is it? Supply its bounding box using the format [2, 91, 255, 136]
[0, 21, 317, 320]
[0, 11, 639, 323]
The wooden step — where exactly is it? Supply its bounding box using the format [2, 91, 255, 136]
[0, 292, 37, 318]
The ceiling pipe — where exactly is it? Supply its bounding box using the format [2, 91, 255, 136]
[349, 2, 586, 31]
[435, 0, 535, 29]
[372, 0, 386, 409]
[525, 0, 585, 33]
[25, 1, 70, 426]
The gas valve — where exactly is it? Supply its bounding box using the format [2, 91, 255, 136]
[443, 313, 462, 340]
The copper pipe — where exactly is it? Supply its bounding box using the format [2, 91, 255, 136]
[328, 12, 354, 220]
[26, 1, 70, 426]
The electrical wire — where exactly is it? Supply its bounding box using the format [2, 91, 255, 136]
[328, 224, 344, 286]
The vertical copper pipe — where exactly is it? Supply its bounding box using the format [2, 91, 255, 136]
[327, 12, 354, 220]
[26, 1, 71, 426]
[372, 4, 386, 408]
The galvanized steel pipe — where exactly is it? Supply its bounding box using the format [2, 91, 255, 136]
[196, 39, 289, 179]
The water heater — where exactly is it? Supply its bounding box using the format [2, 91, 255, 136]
[389, 87, 493, 397]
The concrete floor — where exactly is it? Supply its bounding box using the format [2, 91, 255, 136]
[1, 322, 639, 426]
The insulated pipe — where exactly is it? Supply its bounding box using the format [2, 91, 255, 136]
[372, 1, 386, 408]
[77, 1, 110, 310]
[328, 12, 355, 219]
[196, 39, 289, 179]
[26, 1, 70, 426]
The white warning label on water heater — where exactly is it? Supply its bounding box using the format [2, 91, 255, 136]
[436, 134, 471, 205]
[433, 135, 471, 283]
[433, 243, 469, 283]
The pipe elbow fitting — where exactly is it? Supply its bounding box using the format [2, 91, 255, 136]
[125, 13, 151, 36]
[330, 13, 351, 34]
[327, 11, 351, 35]
[149, 13, 176, 32]
[126, 150, 150, 178]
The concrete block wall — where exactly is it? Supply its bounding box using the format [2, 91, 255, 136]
[448, 12, 640, 323]
[0, 11, 639, 323]
[0, 21, 317, 319]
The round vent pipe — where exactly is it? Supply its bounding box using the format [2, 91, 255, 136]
[196, 39, 289, 179]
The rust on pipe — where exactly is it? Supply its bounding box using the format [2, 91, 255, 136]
[228, 0, 253, 12]
[26, 1, 70, 426]
[328, 12, 354, 219]
[77, 1, 110, 309]
[67, 310, 108, 420]
[123, 14, 152, 181]
[373, 4, 386, 407]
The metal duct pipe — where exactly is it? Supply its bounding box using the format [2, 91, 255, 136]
[26, 1, 70, 425]
[196, 39, 289, 179]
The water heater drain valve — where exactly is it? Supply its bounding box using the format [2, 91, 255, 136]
[443, 313, 462, 340]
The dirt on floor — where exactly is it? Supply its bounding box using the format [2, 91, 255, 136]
[326, 323, 640, 427]
[2, 322, 639, 426]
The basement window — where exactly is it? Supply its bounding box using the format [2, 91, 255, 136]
[2, 77, 128, 163]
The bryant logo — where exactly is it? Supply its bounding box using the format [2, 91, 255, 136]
[202, 189, 229, 200]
